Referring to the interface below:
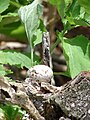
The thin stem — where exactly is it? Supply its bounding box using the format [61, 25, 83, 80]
[50, 30, 66, 54]
[29, 35, 33, 67]
[50, 38, 60, 54]
[31, 45, 34, 67]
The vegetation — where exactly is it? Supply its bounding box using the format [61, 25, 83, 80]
[0, 104, 25, 120]
[0, 0, 90, 119]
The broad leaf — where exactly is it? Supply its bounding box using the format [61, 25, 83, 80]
[62, 35, 90, 78]
[0, 51, 31, 69]
[0, 12, 27, 39]
[0, 12, 25, 39]
[78, 0, 90, 15]
[0, 13, 19, 26]
[0, 0, 10, 13]
[18, 0, 43, 46]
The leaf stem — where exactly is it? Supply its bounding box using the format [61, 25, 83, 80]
[50, 32, 64, 54]
[50, 38, 60, 54]
[31, 45, 34, 67]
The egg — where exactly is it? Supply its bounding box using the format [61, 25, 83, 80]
[27, 65, 53, 82]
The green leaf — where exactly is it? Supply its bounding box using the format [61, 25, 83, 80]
[0, 23, 27, 40]
[62, 35, 90, 78]
[71, 0, 80, 18]
[1, 104, 22, 120]
[84, 12, 90, 24]
[0, 65, 13, 76]
[64, 0, 73, 10]
[10, 25, 27, 39]
[37, 4, 43, 17]
[0, 13, 19, 26]
[65, 0, 90, 26]
[18, 0, 43, 66]
[78, 0, 90, 14]
[0, 51, 31, 69]
[49, 0, 90, 29]
[74, 18, 90, 26]
[33, 29, 42, 47]
[18, 0, 43, 43]
[0, 0, 10, 13]
[0, 12, 27, 40]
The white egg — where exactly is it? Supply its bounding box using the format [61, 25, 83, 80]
[27, 65, 53, 82]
